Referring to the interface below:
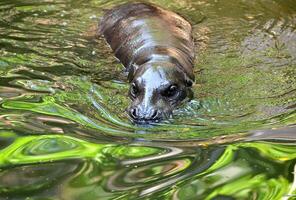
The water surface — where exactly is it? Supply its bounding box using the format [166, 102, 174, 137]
[0, 0, 295, 199]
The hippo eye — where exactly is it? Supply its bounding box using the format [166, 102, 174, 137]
[162, 84, 178, 98]
[130, 82, 139, 98]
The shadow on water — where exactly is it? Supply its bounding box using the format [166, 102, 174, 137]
[0, 0, 296, 199]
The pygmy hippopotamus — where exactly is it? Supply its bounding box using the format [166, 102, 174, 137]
[99, 2, 195, 124]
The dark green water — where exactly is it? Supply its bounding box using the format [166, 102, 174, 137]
[0, 0, 296, 199]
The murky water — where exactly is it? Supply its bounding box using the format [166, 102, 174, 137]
[0, 0, 295, 199]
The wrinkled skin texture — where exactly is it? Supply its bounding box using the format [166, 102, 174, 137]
[100, 3, 195, 124]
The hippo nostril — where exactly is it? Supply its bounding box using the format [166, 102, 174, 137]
[150, 110, 159, 120]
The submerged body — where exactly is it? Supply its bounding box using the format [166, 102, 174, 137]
[100, 3, 195, 123]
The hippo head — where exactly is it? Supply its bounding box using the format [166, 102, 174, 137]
[127, 61, 194, 124]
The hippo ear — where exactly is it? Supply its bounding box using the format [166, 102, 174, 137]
[186, 79, 193, 87]
[184, 74, 194, 87]
[127, 63, 139, 82]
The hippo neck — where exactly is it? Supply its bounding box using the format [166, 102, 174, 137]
[128, 46, 194, 81]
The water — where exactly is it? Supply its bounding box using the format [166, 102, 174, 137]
[0, 0, 295, 199]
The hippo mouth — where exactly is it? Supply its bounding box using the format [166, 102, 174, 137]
[132, 119, 161, 125]
[127, 110, 163, 125]
[127, 107, 173, 125]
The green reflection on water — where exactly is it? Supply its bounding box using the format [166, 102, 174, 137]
[0, 134, 295, 199]
[0, 135, 160, 167]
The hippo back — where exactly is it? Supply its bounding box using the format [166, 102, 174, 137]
[99, 3, 195, 80]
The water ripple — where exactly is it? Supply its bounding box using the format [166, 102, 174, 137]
[0, 0, 296, 199]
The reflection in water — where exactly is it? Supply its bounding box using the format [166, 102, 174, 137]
[0, 161, 80, 197]
[0, 0, 296, 199]
[0, 135, 295, 199]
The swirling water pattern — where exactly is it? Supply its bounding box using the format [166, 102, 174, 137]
[0, 0, 295, 199]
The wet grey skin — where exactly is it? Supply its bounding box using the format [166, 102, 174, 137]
[99, 3, 195, 124]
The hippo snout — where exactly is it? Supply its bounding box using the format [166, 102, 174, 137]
[129, 106, 162, 123]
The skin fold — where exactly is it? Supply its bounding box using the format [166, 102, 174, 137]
[99, 2, 195, 124]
